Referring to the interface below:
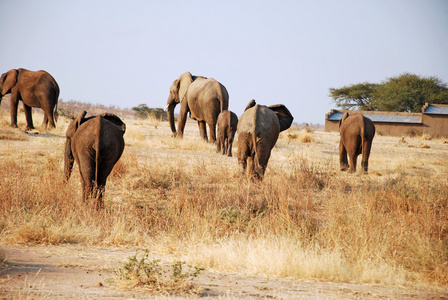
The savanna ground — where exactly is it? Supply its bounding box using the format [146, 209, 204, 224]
[0, 105, 447, 299]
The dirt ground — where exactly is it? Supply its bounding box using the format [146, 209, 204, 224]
[1, 245, 447, 299]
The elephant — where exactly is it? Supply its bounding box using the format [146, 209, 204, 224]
[338, 112, 375, 174]
[237, 99, 294, 180]
[216, 110, 238, 157]
[64, 111, 126, 208]
[0, 68, 59, 130]
[165, 72, 229, 142]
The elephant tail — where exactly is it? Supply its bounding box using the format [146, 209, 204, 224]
[252, 131, 262, 179]
[53, 101, 59, 124]
[361, 115, 367, 151]
[218, 83, 229, 112]
[95, 118, 101, 185]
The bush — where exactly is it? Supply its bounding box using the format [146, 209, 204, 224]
[132, 104, 167, 121]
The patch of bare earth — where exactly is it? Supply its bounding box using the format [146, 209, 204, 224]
[1, 246, 445, 299]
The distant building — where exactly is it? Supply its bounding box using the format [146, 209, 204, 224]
[325, 103, 448, 138]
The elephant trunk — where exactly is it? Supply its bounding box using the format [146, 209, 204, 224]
[166, 102, 177, 137]
[64, 138, 74, 181]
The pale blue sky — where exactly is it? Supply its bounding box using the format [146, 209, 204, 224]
[1, 0, 447, 124]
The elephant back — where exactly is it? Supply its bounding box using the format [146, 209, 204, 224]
[238, 104, 279, 136]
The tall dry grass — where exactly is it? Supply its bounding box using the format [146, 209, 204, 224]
[0, 110, 447, 290]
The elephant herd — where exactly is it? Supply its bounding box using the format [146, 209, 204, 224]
[1, 69, 375, 208]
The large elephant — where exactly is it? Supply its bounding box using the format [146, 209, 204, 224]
[165, 72, 229, 142]
[237, 99, 293, 180]
[216, 110, 238, 157]
[0, 68, 59, 130]
[338, 112, 375, 174]
[64, 111, 126, 208]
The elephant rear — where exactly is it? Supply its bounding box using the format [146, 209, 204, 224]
[95, 116, 125, 184]
[65, 111, 126, 208]
[217, 110, 238, 156]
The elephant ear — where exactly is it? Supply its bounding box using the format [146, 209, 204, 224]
[244, 99, 256, 111]
[101, 113, 126, 134]
[1, 69, 18, 95]
[268, 104, 294, 132]
[66, 110, 87, 138]
[339, 112, 349, 128]
[178, 72, 193, 103]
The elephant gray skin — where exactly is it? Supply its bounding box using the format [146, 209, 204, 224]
[216, 110, 238, 157]
[165, 72, 229, 142]
[338, 112, 375, 174]
[237, 99, 293, 180]
[64, 111, 126, 208]
[0, 68, 59, 130]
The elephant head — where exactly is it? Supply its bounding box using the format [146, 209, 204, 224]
[0, 69, 18, 103]
[64, 111, 87, 181]
[165, 72, 208, 136]
[338, 112, 350, 128]
[165, 72, 194, 136]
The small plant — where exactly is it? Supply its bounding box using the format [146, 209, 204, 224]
[117, 250, 204, 295]
[58, 107, 76, 119]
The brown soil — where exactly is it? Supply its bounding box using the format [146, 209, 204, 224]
[1, 245, 446, 299]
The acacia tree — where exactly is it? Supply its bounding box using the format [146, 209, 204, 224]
[329, 83, 379, 111]
[374, 73, 448, 112]
[329, 73, 448, 112]
[132, 104, 167, 120]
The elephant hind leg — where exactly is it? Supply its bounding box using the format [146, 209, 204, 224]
[207, 122, 216, 143]
[227, 136, 234, 157]
[339, 143, 349, 171]
[361, 141, 373, 174]
[23, 104, 35, 131]
[198, 121, 208, 141]
[348, 154, 357, 173]
[237, 134, 251, 176]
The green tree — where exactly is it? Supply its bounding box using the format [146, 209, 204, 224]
[329, 83, 379, 110]
[374, 73, 448, 112]
[132, 104, 168, 120]
[329, 73, 448, 112]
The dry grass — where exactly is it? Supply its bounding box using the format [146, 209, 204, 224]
[1, 108, 447, 292]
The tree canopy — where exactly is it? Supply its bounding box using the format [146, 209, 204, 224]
[329, 73, 448, 112]
[132, 104, 167, 120]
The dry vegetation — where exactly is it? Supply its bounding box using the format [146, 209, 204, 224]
[0, 105, 447, 295]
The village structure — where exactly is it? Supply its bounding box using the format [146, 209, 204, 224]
[325, 103, 448, 138]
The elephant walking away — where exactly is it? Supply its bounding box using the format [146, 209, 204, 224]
[64, 111, 126, 208]
[216, 110, 238, 156]
[237, 99, 293, 180]
[165, 72, 229, 142]
[339, 112, 375, 174]
[0, 68, 59, 130]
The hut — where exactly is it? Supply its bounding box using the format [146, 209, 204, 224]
[325, 103, 448, 138]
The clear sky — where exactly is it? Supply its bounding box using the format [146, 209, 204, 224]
[1, 0, 447, 124]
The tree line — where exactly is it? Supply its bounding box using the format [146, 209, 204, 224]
[329, 73, 448, 113]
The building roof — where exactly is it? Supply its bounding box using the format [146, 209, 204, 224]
[424, 105, 448, 115]
[327, 111, 421, 123]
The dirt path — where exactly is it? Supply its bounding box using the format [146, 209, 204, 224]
[1, 246, 445, 299]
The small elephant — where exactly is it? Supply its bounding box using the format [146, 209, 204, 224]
[237, 99, 293, 180]
[216, 110, 238, 156]
[338, 112, 375, 174]
[64, 111, 126, 208]
[0, 68, 59, 130]
[165, 72, 229, 142]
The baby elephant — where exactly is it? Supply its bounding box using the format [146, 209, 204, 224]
[216, 110, 238, 156]
[339, 112, 375, 174]
[237, 99, 293, 180]
[64, 111, 126, 208]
